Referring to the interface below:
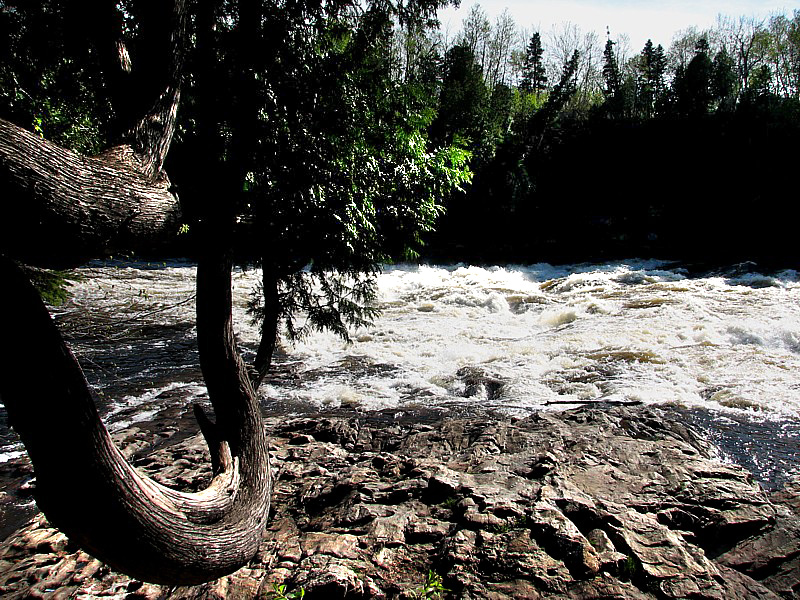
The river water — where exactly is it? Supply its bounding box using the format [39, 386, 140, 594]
[1, 259, 799, 490]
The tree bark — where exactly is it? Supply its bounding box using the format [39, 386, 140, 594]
[0, 118, 181, 267]
[0, 0, 273, 584]
[0, 254, 271, 584]
[122, 0, 187, 180]
[0, 1, 188, 268]
[251, 263, 282, 388]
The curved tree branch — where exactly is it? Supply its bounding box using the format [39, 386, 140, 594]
[0, 117, 181, 268]
[0, 0, 273, 584]
[0, 1, 187, 268]
[0, 256, 271, 585]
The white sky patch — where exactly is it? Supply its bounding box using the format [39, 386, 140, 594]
[439, 0, 793, 52]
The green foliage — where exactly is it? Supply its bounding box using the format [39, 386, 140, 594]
[711, 48, 738, 111]
[267, 582, 305, 600]
[620, 555, 639, 581]
[511, 514, 532, 530]
[537, 49, 581, 125]
[20, 266, 77, 306]
[433, 44, 490, 151]
[29, 93, 103, 155]
[635, 40, 668, 118]
[675, 37, 714, 116]
[440, 495, 459, 509]
[748, 64, 774, 96]
[411, 570, 449, 600]
[248, 270, 380, 344]
[520, 32, 547, 94]
[6, 1, 800, 282]
[0, 0, 107, 153]
[169, 0, 471, 347]
[602, 39, 622, 98]
[512, 88, 548, 129]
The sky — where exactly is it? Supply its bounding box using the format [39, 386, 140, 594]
[437, 0, 794, 52]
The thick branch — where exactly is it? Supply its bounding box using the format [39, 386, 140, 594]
[0, 118, 181, 267]
[0, 256, 271, 585]
[0, 0, 274, 584]
[124, 0, 188, 180]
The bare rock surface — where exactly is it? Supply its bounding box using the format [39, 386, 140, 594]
[1, 406, 799, 599]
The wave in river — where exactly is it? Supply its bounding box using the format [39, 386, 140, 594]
[2, 259, 799, 476]
[266, 261, 800, 420]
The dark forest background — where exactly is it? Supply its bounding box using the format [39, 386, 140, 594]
[423, 6, 800, 266]
[3, 2, 799, 268]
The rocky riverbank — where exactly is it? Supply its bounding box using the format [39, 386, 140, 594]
[1, 405, 799, 599]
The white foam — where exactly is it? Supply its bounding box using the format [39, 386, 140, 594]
[0, 449, 25, 464]
[54, 260, 800, 421]
[285, 262, 800, 419]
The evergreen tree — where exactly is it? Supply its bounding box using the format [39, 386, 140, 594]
[602, 39, 622, 98]
[204, 1, 473, 381]
[549, 50, 581, 111]
[527, 49, 581, 136]
[432, 44, 490, 151]
[600, 39, 629, 118]
[712, 47, 738, 110]
[637, 40, 667, 117]
[651, 44, 668, 111]
[619, 73, 639, 117]
[677, 37, 714, 115]
[520, 32, 547, 93]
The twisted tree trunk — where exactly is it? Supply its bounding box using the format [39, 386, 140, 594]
[0, 256, 271, 584]
[0, 0, 273, 584]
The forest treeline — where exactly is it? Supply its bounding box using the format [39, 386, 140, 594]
[420, 5, 800, 265]
[3, 2, 800, 267]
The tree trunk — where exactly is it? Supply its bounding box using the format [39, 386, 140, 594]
[0, 1, 188, 268]
[0, 118, 181, 267]
[0, 254, 271, 585]
[0, 0, 273, 584]
[251, 263, 282, 388]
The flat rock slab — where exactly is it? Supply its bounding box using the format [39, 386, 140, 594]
[1, 406, 798, 599]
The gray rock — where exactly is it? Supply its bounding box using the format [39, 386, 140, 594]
[0, 406, 797, 599]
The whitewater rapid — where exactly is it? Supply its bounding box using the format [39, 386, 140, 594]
[2, 259, 799, 482]
[270, 261, 800, 420]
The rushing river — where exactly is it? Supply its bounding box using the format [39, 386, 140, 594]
[2, 259, 800, 489]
